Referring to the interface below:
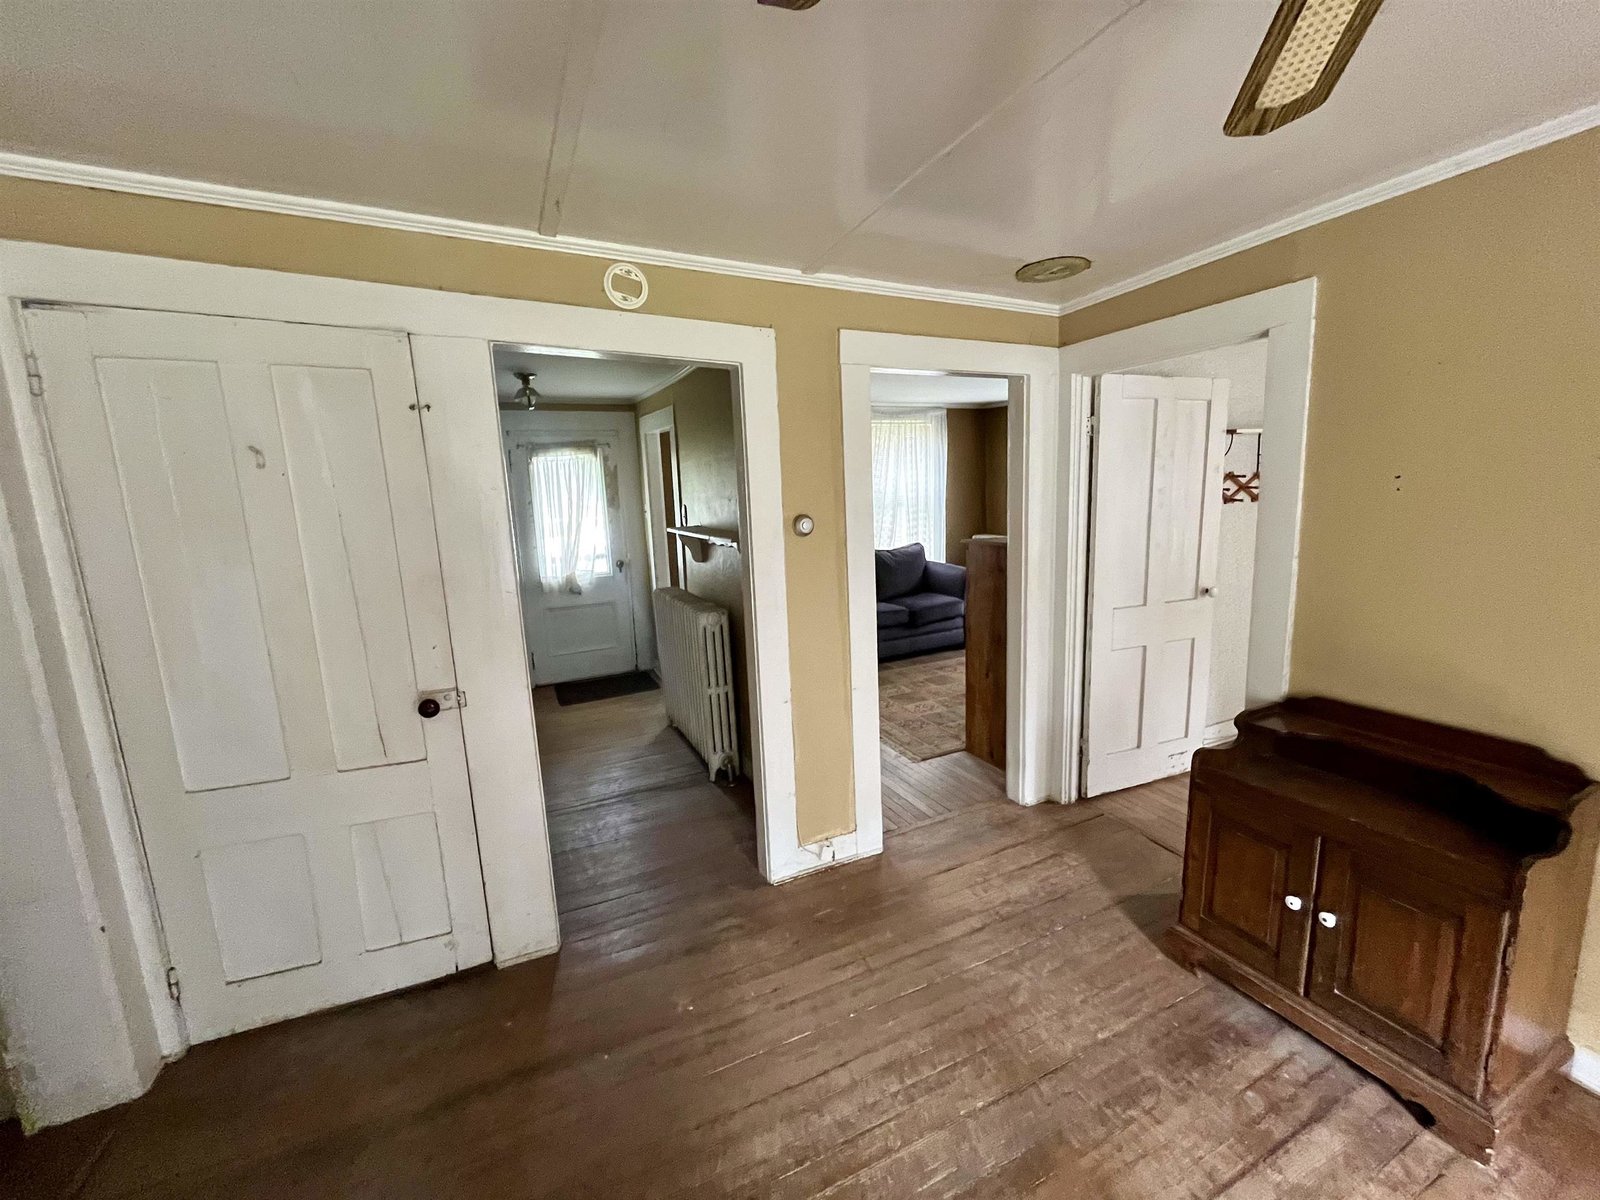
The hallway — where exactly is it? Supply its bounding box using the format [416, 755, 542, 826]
[5, 694, 1599, 1198]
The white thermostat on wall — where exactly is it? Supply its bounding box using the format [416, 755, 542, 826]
[792, 514, 815, 536]
[603, 262, 648, 310]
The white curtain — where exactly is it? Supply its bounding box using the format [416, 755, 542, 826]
[870, 407, 947, 560]
[526, 442, 612, 594]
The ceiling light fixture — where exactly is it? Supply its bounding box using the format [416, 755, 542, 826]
[1015, 256, 1091, 284]
[1225, 0, 1386, 137]
[502, 371, 541, 411]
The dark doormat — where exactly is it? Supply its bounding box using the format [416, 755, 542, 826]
[554, 671, 660, 707]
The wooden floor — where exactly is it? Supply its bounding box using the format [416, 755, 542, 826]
[6, 691, 1599, 1198]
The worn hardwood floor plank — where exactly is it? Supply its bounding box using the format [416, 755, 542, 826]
[4, 688, 1596, 1199]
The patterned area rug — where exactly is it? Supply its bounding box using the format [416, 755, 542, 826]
[878, 650, 965, 762]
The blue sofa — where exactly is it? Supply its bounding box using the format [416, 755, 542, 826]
[876, 543, 966, 661]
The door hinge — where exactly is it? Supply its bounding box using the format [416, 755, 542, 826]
[166, 965, 182, 1003]
[24, 351, 44, 399]
[1085, 411, 1099, 438]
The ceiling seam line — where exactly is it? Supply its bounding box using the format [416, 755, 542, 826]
[537, 0, 610, 238]
[798, 0, 1151, 278]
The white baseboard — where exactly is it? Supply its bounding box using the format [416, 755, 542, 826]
[1566, 1044, 1600, 1096]
[1203, 721, 1238, 747]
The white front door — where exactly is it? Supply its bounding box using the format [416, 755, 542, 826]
[29, 307, 491, 1042]
[503, 411, 645, 684]
[1084, 373, 1228, 797]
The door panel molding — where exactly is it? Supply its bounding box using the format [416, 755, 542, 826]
[1060, 279, 1316, 801]
[1084, 373, 1227, 796]
[0, 240, 798, 1123]
[27, 307, 491, 1043]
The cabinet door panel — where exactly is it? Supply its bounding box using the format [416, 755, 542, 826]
[1309, 843, 1507, 1096]
[1182, 784, 1317, 990]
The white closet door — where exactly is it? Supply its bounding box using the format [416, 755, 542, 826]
[1084, 373, 1228, 797]
[30, 307, 491, 1042]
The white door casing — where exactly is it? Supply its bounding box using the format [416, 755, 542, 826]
[28, 307, 491, 1042]
[502, 408, 650, 684]
[0, 242, 807, 1125]
[1084, 373, 1228, 797]
[638, 405, 683, 594]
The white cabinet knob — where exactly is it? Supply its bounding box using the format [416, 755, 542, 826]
[1284, 895, 1303, 912]
[1318, 911, 1338, 928]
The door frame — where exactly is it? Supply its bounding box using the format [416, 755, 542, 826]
[1059, 279, 1317, 802]
[638, 404, 684, 595]
[839, 331, 1061, 843]
[502, 406, 655, 676]
[0, 240, 800, 1086]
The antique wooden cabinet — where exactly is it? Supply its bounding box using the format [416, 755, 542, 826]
[1166, 698, 1598, 1162]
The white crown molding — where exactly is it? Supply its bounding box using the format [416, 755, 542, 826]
[7, 98, 1597, 327]
[0, 152, 1059, 317]
[1057, 101, 1600, 318]
[631, 362, 698, 402]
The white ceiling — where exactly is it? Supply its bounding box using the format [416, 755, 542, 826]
[2, 2, 1597, 311]
[870, 372, 1011, 407]
[491, 347, 700, 407]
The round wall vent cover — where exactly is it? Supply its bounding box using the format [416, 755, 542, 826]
[604, 262, 649, 309]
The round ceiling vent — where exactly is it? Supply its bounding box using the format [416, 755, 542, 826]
[1015, 255, 1092, 284]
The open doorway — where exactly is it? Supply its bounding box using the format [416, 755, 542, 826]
[491, 344, 762, 895]
[868, 370, 1012, 833]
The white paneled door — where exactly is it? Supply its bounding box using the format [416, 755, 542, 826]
[29, 307, 491, 1042]
[1084, 374, 1228, 797]
[503, 411, 645, 685]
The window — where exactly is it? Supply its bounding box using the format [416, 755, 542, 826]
[870, 407, 947, 560]
[526, 442, 613, 593]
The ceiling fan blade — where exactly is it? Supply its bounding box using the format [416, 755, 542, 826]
[1225, 0, 1386, 137]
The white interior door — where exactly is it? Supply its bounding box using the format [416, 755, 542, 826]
[1084, 373, 1228, 797]
[29, 307, 491, 1043]
[503, 411, 645, 684]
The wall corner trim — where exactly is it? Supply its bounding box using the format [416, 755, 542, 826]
[1567, 1043, 1600, 1097]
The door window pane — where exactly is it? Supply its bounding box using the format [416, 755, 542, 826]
[527, 442, 613, 594]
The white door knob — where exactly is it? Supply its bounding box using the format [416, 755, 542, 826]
[1318, 911, 1338, 928]
[1284, 895, 1303, 912]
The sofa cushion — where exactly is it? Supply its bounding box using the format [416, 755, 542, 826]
[875, 543, 927, 600]
[898, 592, 964, 627]
[876, 601, 910, 630]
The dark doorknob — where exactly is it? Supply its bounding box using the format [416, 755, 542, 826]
[417, 697, 441, 719]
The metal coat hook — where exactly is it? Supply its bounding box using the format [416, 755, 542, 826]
[1223, 427, 1263, 505]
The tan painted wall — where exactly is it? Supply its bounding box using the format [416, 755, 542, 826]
[0, 175, 1054, 844]
[982, 406, 1009, 536]
[634, 368, 753, 770]
[944, 408, 986, 564]
[944, 407, 1008, 563]
[1060, 126, 1600, 1057]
